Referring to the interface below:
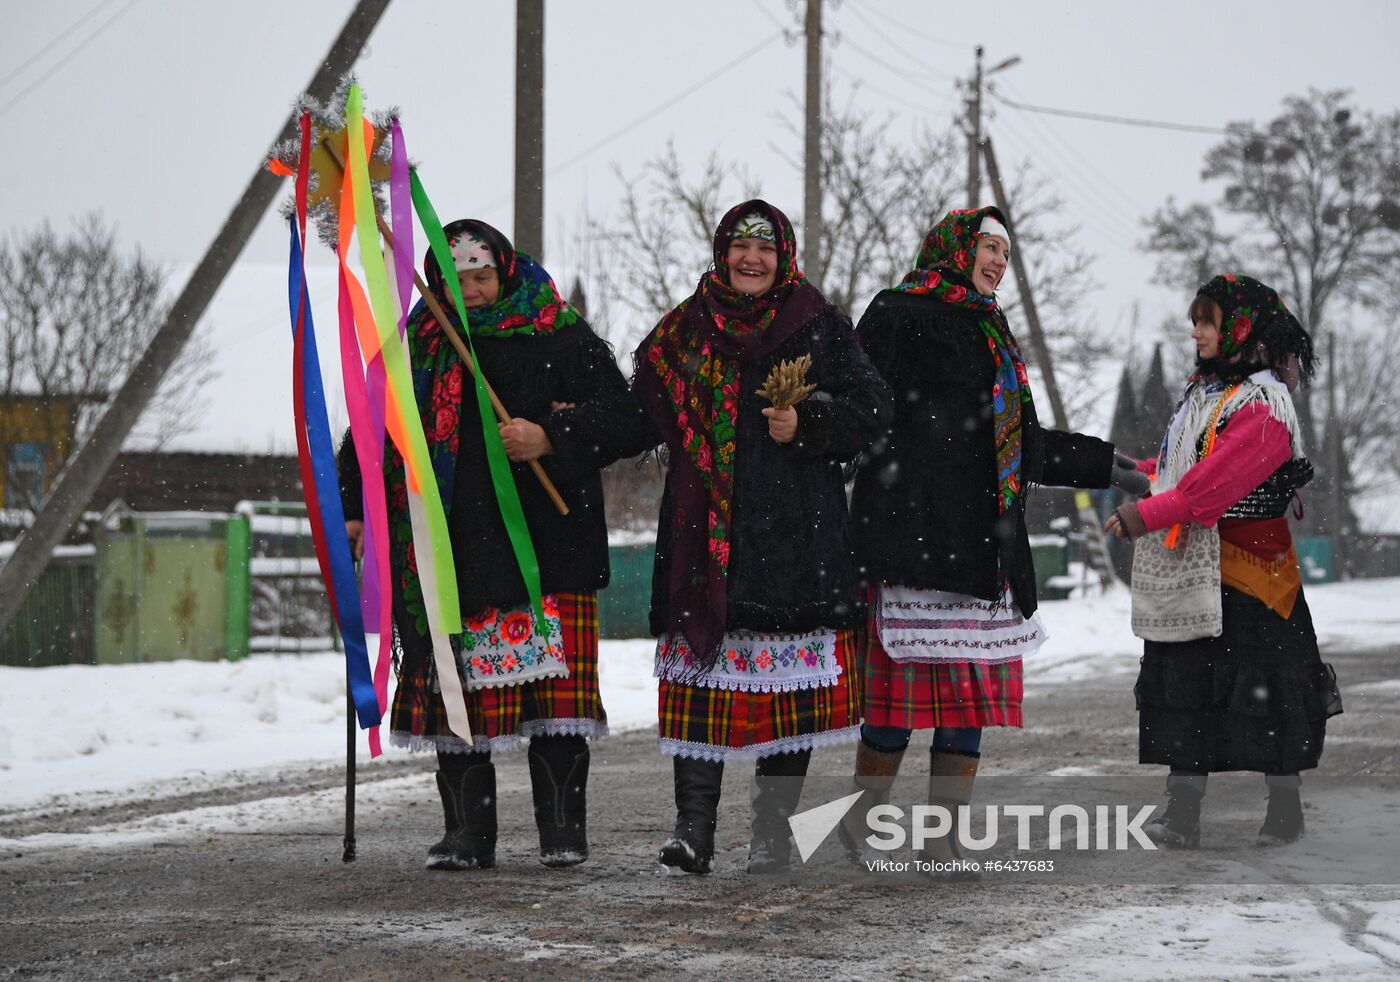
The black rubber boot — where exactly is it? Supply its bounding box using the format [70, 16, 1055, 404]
[837, 741, 906, 866]
[658, 756, 724, 875]
[426, 750, 497, 871]
[1257, 775, 1305, 847]
[528, 733, 591, 868]
[1145, 771, 1205, 850]
[747, 749, 812, 873]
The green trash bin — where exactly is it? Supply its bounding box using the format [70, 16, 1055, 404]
[1296, 536, 1333, 585]
[599, 539, 657, 639]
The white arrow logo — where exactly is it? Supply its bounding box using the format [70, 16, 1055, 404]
[788, 790, 864, 863]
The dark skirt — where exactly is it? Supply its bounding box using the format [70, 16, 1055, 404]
[1136, 586, 1342, 774]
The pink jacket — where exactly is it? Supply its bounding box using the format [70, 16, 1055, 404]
[1132, 403, 1293, 533]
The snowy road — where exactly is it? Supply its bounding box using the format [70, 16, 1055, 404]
[3, 640, 1399, 980]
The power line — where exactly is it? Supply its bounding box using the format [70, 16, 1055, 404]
[993, 81, 1153, 217]
[848, 0, 965, 50]
[0, 0, 144, 121]
[471, 31, 785, 214]
[836, 2, 959, 81]
[830, 64, 954, 119]
[840, 33, 952, 89]
[0, 0, 121, 93]
[994, 92, 1228, 135]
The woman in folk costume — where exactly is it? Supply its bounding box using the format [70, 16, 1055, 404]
[633, 199, 892, 874]
[844, 207, 1124, 872]
[1105, 274, 1342, 848]
[339, 219, 650, 870]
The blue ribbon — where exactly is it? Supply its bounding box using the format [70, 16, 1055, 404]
[287, 219, 380, 729]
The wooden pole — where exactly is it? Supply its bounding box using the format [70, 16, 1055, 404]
[0, 0, 394, 638]
[981, 136, 1069, 430]
[802, 0, 823, 286]
[514, 0, 545, 259]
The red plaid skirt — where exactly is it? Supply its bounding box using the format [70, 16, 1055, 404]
[657, 629, 862, 759]
[860, 603, 1023, 730]
[390, 591, 605, 752]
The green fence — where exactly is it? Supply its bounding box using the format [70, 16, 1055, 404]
[0, 546, 95, 667]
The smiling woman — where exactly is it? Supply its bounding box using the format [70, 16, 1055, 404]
[632, 197, 892, 876]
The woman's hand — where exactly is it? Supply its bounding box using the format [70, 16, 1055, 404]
[345, 520, 365, 561]
[1103, 502, 1148, 542]
[498, 418, 553, 461]
[762, 406, 798, 444]
[1103, 512, 1126, 539]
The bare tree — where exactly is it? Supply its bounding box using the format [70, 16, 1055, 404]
[0, 216, 216, 508]
[1142, 197, 1238, 290]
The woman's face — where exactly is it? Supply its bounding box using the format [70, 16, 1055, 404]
[457, 268, 501, 310]
[970, 235, 1009, 296]
[1192, 307, 1222, 360]
[725, 237, 778, 296]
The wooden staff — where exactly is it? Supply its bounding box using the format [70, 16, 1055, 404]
[325, 138, 569, 516]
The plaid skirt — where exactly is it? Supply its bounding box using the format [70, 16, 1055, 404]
[657, 629, 862, 761]
[390, 591, 606, 754]
[860, 601, 1024, 730]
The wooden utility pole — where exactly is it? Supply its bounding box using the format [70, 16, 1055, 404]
[514, 0, 545, 259]
[802, 0, 823, 285]
[965, 45, 984, 208]
[982, 137, 1068, 430]
[0, 0, 393, 638]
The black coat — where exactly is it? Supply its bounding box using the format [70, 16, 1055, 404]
[849, 290, 1113, 618]
[647, 306, 893, 635]
[339, 318, 651, 615]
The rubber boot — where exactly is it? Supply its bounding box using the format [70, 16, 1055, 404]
[426, 751, 497, 870]
[747, 749, 812, 873]
[1257, 774, 1305, 847]
[1145, 771, 1205, 850]
[837, 741, 906, 866]
[528, 733, 591, 868]
[658, 756, 724, 875]
[919, 749, 981, 882]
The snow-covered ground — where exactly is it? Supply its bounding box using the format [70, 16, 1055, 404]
[2, 578, 1396, 812]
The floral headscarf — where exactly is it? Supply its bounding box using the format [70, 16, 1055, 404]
[892, 206, 1033, 517]
[633, 198, 828, 663]
[1195, 273, 1315, 380]
[387, 219, 578, 633]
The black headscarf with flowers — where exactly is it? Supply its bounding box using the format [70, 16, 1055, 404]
[386, 219, 578, 634]
[892, 206, 1033, 519]
[633, 198, 828, 663]
[1195, 274, 1315, 383]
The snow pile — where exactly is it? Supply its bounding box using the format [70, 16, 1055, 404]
[0, 639, 657, 811]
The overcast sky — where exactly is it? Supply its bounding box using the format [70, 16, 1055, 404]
[3, 0, 1398, 451]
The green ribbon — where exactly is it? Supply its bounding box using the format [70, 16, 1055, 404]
[410, 168, 546, 627]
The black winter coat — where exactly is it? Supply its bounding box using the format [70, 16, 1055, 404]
[339, 319, 651, 615]
[849, 290, 1113, 618]
[647, 307, 893, 635]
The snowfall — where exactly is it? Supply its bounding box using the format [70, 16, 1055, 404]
[4, 577, 1399, 978]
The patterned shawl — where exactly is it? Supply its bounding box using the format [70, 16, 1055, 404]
[387, 219, 578, 633]
[892, 206, 1032, 515]
[633, 198, 828, 663]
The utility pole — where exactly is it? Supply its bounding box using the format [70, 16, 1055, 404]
[802, 0, 823, 286]
[963, 48, 1020, 208]
[0, 0, 393, 638]
[982, 137, 1067, 430]
[965, 45, 983, 208]
[1327, 331, 1345, 577]
[514, 0, 545, 259]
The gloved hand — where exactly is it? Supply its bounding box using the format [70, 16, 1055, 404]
[1110, 452, 1150, 496]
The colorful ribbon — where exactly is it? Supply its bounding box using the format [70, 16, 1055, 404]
[286, 110, 379, 733]
[409, 170, 546, 626]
